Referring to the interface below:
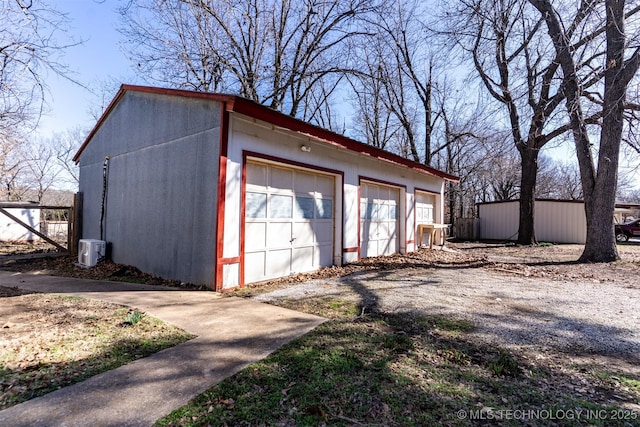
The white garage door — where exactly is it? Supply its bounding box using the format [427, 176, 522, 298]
[416, 192, 435, 224]
[416, 192, 436, 246]
[244, 162, 335, 283]
[360, 182, 400, 257]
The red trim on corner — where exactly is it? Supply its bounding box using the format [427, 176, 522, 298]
[343, 247, 359, 253]
[214, 109, 231, 291]
[220, 256, 241, 264]
[357, 184, 362, 260]
[239, 156, 247, 288]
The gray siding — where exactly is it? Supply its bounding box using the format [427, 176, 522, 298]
[78, 91, 221, 286]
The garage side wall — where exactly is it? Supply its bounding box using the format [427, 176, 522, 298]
[78, 92, 221, 286]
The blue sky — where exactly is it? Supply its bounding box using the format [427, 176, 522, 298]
[36, 1, 639, 190]
[37, 0, 139, 137]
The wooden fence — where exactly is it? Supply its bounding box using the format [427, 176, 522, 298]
[0, 193, 82, 256]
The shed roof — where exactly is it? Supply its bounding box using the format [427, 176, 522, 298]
[73, 84, 459, 182]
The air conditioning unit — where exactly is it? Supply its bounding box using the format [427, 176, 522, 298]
[78, 239, 106, 267]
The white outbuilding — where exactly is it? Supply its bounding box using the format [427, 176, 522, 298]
[74, 85, 458, 290]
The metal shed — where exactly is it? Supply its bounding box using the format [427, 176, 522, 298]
[74, 85, 458, 290]
[478, 199, 588, 243]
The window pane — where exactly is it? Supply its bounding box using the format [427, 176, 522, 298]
[246, 192, 266, 218]
[295, 197, 314, 219]
[269, 194, 293, 218]
[389, 205, 397, 220]
[379, 204, 389, 220]
[367, 202, 375, 220]
[316, 199, 333, 219]
[360, 201, 367, 220]
[425, 206, 433, 223]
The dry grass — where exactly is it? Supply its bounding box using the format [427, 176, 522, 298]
[0, 290, 194, 409]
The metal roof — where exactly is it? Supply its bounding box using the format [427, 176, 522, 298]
[73, 84, 459, 182]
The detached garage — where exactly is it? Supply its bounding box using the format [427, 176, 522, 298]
[74, 85, 458, 290]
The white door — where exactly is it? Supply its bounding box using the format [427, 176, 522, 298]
[416, 192, 436, 246]
[244, 162, 334, 283]
[360, 182, 400, 257]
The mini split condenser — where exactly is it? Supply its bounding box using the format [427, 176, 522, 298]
[78, 239, 106, 267]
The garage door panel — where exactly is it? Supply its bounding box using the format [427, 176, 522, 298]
[269, 194, 293, 218]
[362, 241, 378, 258]
[292, 246, 314, 273]
[267, 249, 292, 276]
[315, 198, 333, 219]
[245, 222, 266, 250]
[293, 222, 314, 245]
[378, 222, 391, 239]
[267, 222, 292, 247]
[314, 222, 334, 244]
[316, 243, 332, 266]
[270, 167, 293, 190]
[367, 222, 378, 240]
[294, 172, 316, 194]
[246, 163, 267, 188]
[381, 239, 393, 256]
[245, 251, 266, 283]
[246, 192, 267, 219]
[316, 175, 334, 197]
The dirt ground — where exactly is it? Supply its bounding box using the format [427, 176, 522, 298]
[1, 240, 639, 412]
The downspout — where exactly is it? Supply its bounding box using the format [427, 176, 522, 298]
[100, 156, 110, 241]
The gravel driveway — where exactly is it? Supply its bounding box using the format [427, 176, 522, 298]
[254, 262, 640, 365]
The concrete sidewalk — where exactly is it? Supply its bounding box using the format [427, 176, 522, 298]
[0, 270, 326, 426]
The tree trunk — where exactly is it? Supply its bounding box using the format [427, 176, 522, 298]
[578, 0, 626, 262]
[528, 0, 639, 262]
[517, 147, 538, 245]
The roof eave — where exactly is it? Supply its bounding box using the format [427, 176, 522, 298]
[73, 84, 460, 183]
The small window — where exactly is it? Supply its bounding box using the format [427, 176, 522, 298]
[269, 194, 293, 218]
[389, 205, 397, 220]
[379, 204, 390, 220]
[368, 202, 376, 220]
[294, 197, 314, 219]
[316, 199, 333, 219]
[246, 192, 267, 218]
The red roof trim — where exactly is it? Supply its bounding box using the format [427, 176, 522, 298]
[74, 84, 460, 182]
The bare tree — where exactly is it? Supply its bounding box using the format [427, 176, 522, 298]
[119, 0, 378, 123]
[0, 137, 26, 200]
[347, 0, 442, 164]
[22, 139, 60, 202]
[539, 160, 583, 200]
[50, 126, 85, 187]
[346, 45, 402, 150]
[0, 0, 77, 137]
[439, 0, 609, 245]
[529, 0, 640, 262]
